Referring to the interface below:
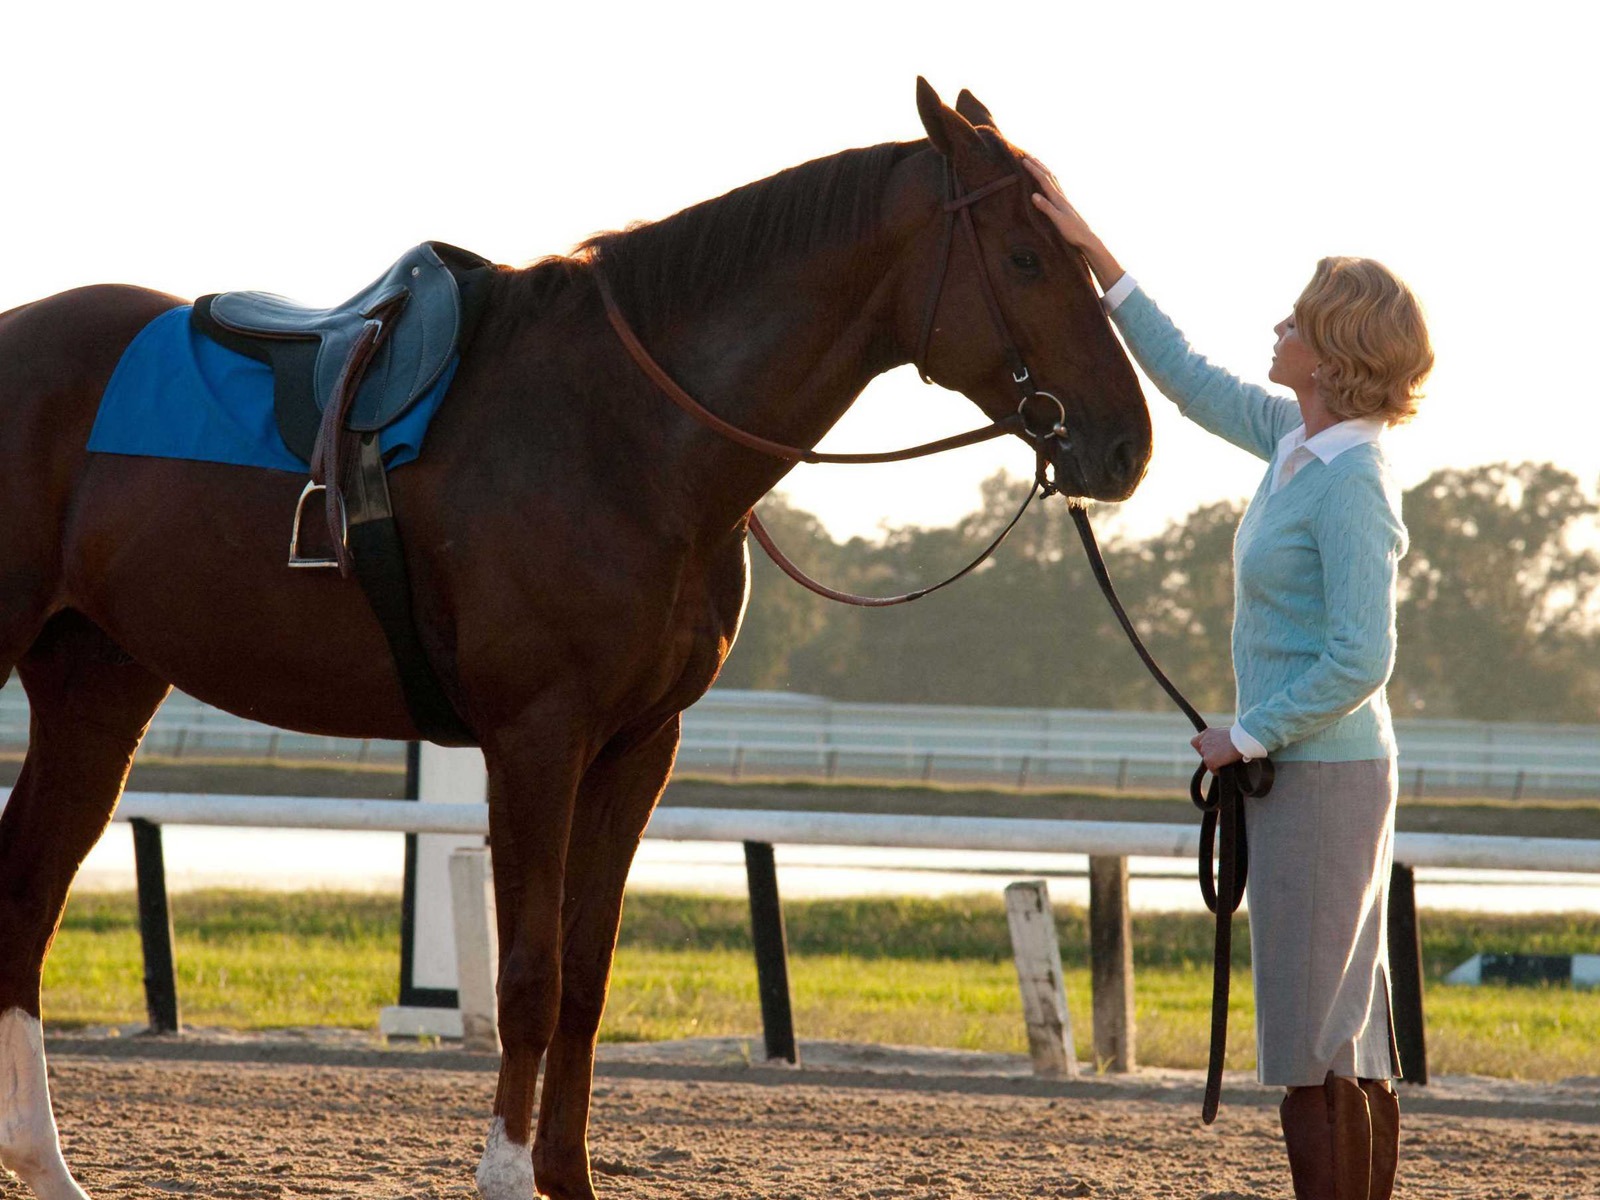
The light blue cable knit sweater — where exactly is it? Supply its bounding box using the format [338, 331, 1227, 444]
[1110, 286, 1408, 762]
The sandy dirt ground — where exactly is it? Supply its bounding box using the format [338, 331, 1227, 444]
[5, 1036, 1599, 1200]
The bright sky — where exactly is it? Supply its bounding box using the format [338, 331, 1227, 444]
[6, 2, 1596, 542]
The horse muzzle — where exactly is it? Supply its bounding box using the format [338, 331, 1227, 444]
[1021, 389, 1147, 502]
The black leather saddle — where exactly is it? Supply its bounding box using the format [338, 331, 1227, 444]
[194, 241, 493, 463]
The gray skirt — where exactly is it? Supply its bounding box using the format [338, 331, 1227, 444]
[1244, 758, 1401, 1086]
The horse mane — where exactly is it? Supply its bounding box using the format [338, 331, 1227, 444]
[485, 130, 1024, 337]
[578, 140, 927, 325]
[483, 140, 929, 335]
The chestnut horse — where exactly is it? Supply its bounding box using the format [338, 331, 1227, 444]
[0, 82, 1148, 1200]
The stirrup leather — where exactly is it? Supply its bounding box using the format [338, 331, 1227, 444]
[285, 316, 388, 573]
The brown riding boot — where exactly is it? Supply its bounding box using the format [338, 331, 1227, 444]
[1360, 1079, 1399, 1200]
[1279, 1073, 1373, 1199]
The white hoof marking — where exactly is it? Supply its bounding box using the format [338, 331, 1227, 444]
[0, 1008, 91, 1199]
[475, 1116, 534, 1199]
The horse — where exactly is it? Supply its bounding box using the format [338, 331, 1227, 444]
[0, 80, 1150, 1200]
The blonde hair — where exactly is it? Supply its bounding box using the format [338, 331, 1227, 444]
[1293, 257, 1433, 424]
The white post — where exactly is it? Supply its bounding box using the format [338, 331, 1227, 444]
[1004, 880, 1077, 1078]
[449, 846, 500, 1052]
[410, 747, 491, 993]
[379, 745, 488, 1040]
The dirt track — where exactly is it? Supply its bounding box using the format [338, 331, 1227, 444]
[10, 1039, 1600, 1200]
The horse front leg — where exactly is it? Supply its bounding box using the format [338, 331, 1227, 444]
[532, 717, 681, 1200]
[473, 721, 589, 1200]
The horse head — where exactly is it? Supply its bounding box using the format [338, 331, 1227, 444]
[902, 79, 1151, 502]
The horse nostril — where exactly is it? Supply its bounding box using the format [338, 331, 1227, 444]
[1111, 437, 1143, 487]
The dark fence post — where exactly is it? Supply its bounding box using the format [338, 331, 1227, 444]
[1088, 855, 1135, 1072]
[743, 841, 797, 1064]
[131, 818, 181, 1034]
[1388, 861, 1427, 1084]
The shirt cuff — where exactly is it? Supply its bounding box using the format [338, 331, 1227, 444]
[1100, 272, 1138, 313]
[1230, 722, 1269, 761]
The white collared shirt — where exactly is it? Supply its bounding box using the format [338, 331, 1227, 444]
[1269, 418, 1386, 494]
[1100, 272, 1140, 315]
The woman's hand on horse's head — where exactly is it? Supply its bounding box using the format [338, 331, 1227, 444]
[1024, 156, 1095, 248]
[1191, 727, 1245, 773]
[1023, 156, 1126, 292]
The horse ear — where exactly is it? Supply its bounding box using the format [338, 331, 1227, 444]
[916, 76, 981, 163]
[916, 77, 953, 155]
[955, 89, 999, 131]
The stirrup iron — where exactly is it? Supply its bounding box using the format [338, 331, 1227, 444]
[288, 480, 347, 568]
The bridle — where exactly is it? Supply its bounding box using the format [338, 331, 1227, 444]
[913, 164, 1069, 450]
[596, 148, 1271, 1124]
[593, 155, 1074, 606]
[597, 160, 1073, 467]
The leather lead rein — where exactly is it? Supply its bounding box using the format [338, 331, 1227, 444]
[749, 477, 1042, 607]
[1068, 504, 1274, 1124]
[594, 268, 1030, 467]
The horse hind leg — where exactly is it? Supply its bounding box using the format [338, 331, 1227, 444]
[532, 718, 681, 1200]
[0, 612, 171, 1200]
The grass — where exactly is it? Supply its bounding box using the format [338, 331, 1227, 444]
[40, 890, 1600, 1080]
[46, 891, 397, 1029]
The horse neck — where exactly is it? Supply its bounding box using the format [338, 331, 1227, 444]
[633, 233, 912, 535]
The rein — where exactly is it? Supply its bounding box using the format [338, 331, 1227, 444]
[594, 157, 1070, 607]
[593, 269, 1030, 466]
[750, 476, 1043, 607]
[1066, 504, 1274, 1124]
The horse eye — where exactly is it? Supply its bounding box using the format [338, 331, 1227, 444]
[1010, 249, 1041, 272]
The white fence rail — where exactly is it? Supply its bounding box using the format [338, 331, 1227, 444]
[9, 786, 1593, 1079]
[5, 683, 1599, 799]
[2, 787, 1595, 876]
[32, 792, 1588, 875]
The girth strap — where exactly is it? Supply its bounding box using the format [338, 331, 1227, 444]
[343, 434, 476, 747]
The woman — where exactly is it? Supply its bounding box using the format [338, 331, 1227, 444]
[1027, 161, 1432, 1200]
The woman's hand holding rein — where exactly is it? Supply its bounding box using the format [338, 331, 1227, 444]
[1023, 156, 1128, 296]
[1191, 726, 1246, 773]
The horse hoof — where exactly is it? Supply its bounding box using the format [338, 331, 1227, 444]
[530, 1151, 597, 1200]
[475, 1118, 535, 1199]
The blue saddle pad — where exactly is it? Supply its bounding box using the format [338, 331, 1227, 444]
[88, 306, 456, 472]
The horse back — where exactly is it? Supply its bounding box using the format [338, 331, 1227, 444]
[0, 284, 183, 440]
[0, 285, 181, 532]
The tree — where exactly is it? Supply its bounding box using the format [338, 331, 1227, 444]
[1393, 463, 1600, 722]
[1112, 499, 1245, 714]
[723, 463, 1600, 724]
